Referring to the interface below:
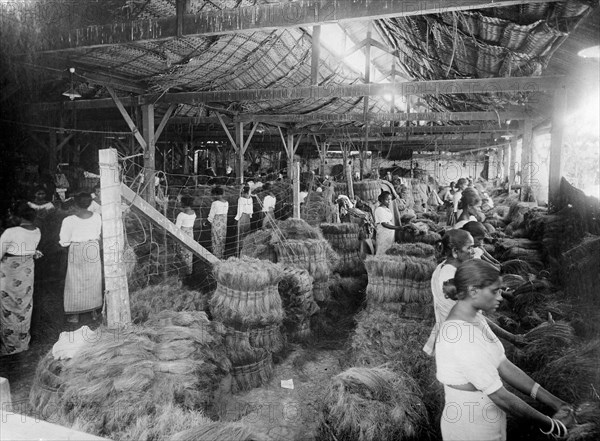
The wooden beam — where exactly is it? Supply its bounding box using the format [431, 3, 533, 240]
[142, 104, 155, 205]
[121, 184, 219, 264]
[40, 0, 560, 52]
[217, 113, 238, 152]
[99, 148, 131, 328]
[154, 104, 176, 142]
[243, 122, 259, 153]
[106, 86, 147, 150]
[293, 124, 513, 135]
[549, 85, 567, 208]
[55, 133, 74, 152]
[311, 25, 321, 86]
[236, 122, 244, 183]
[239, 110, 530, 123]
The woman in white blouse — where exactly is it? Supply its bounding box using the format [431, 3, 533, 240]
[435, 260, 574, 441]
[235, 185, 253, 255]
[207, 186, 229, 259]
[175, 195, 197, 274]
[261, 183, 276, 229]
[0, 204, 42, 355]
[373, 191, 403, 255]
[59, 192, 102, 323]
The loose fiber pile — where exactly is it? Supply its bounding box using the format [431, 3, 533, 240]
[519, 320, 576, 371]
[301, 190, 338, 226]
[385, 242, 436, 259]
[240, 229, 277, 262]
[318, 367, 428, 441]
[170, 421, 265, 441]
[230, 349, 274, 393]
[278, 266, 319, 341]
[274, 218, 324, 240]
[29, 311, 231, 439]
[320, 222, 366, 276]
[365, 255, 436, 305]
[130, 277, 208, 324]
[500, 260, 539, 279]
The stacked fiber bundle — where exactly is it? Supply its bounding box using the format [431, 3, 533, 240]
[385, 242, 436, 260]
[130, 277, 209, 324]
[364, 255, 436, 305]
[29, 311, 231, 439]
[518, 320, 576, 371]
[411, 179, 430, 212]
[353, 180, 382, 202]
[278, 266, 319, 341]
[317, 367, 428, 441]
[301, 187, 338, 226]
[320, 222, 365, 276]
[209, 257, 283, 392]
[240, 229, 277, 262]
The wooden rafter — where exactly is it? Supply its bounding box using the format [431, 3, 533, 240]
[39, 0, 560, 52]
[106, 86, 147, 150]
[293, 124, 513, 135]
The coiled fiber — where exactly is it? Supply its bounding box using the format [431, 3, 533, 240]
[231, 349, 273, 393]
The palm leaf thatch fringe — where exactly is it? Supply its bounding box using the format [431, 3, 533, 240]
[210, 285, 284, 327]
[130, 278, 209, 324]
[385, 242, 436, 259]
[240, 230, 277, 262]
[169, 421, 265, 441]
[29, 312, 231, 439]
[231, 350, 274, 394]
[317, 367, 428, 441]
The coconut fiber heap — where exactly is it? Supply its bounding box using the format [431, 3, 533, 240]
[209, 257, 283, 392]
[317, 367, 428, 441]
[278, 266, 319, 341]
[385, 242, 436, 260]
[320, 222, 365, 276]
[129, 277, 209, 324]
[29, 311, 231, 439]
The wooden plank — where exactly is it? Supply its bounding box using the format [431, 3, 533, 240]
[293, 161, 300, 219]
[99, 149, 132, 329]
[1, 412, 110, 440]
[549, 85, 567, 208]
[154, 104, 176, 142]
[142, 104, 156, 205]
[41, 0, 560, 52]
[311, 25, 321, 86]
[55, 133, 74, 153]
[217, 113, 238, 152]
[520, 119, 534, 201]
[121, 184, 219, 264]
[106, 87, 147, 151]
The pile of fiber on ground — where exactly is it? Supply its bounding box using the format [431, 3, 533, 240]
[396, 223, 442, 245]
[353, 180, 382, 202]
[278, 266, 319, 341]
[209, 257, 282, 391]
[273, 217, 324, 240]
[385, 242, 436, 259]
[320, 222, 365, 276]
[240, 229, 277, 262]
[170, 421, 266, 441]
[273, 238, 339, 302]
[129, 277, 209, 324]
[517, 320, 576, 371]
[365, 255, 436, 305]
[317, 367, 428, 441]
[29, 311, 231, 439]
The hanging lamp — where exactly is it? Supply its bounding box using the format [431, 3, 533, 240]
[62, 67, 82, 100]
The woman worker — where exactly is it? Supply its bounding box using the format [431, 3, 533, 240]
[175, 195, 197, 275]
[0, 204, 42, 355]
[207, 186, 229, 259]
[435, 260, 575, 440]
[374, 191, 403, 255]
[454, 187, 485, 229]
[261, 183, 276, 229]
[235, 185, 253, 256]
[423, 229, 521, 356]
[59, 192, 102, 324]
[448, 177, 468, 226]
[462, 220, 500, 269]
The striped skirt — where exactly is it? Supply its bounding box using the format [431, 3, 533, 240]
[237, 213, 251, 256]
[211, 214, 227, 260]
[64, 240, 103, 314]
[179, 226, 194, 275]
[0, 255, 35, 355]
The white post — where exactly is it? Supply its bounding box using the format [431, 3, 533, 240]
[99, 148, 131, 328]
[293, 161, 301, 218]
[0, 377, 12, 412]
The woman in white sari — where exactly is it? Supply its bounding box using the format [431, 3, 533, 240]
[374, 191, 403, 255]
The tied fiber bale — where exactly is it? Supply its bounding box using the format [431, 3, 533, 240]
[354, 180, 383, 202]
[221, 324, 285, 363]
[278, 266, 319, 335]
[130, 278, 209, 324]
[320, 222, 361, 251]
[301, 191, 338, 226]
[500, 260, 538, 279]
[335, 249, 366, 277]
[365, 255, 436, 305]
[170, 421, 265, 441]
[533, 341, 600, 403]
[499, 247, 544, 270]
[524, 209, 547, 241]
[290, 319, 312, 342]
[385, 242, 436, 259]
[511, 278, 554, 316]
[213, 257, 283, 292]
[231, 349, 273, 393]
[29, 351, 67, 423]
[496, 238, 541, 252]
[240, 229, 277, 262]
[273, 239, 333, 281]
[318, 367, 428, 441]
[275, 218, 324, 240]
[519, 321, 576, 371]
[565, 401, 600, 441]
[501, 273, 527, 291]
[313, 279, 332, 302]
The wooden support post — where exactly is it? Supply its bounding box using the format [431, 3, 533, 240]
[361, 21, 372, 180]
[509, 137, 518, 194]
[311, 25, 321, 86]
[549, 85, 567, 209]
[346, 160, 355, 200]
[236, 122, 244, 184]
[503, 144, 511, 182]
[142, 104, 156, 205]
[520, 119, 534, 201]
[48, 129, 58, 174]
[293, 161, 301, 218]
[287, 133, 294, 179]
[183, 142, 190, 175]
[99, 148, 131, 329]
[1, 376, 12, 412]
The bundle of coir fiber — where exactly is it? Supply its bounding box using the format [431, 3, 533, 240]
[278, 266, 319, 341]
[518, 320, 576, 371]
[274, 217, 324, 240]
[240, 229, 277, 262]
[320, 222, 366, 276]
[301, 191, 338, 226]
[523, 209, 547, 241]
[542, 207, 587, 257]
[230, 348, 274, 393]
[509, 278, 554, 318]
[210, 257, 283, 327]
[317, 367, 428, 441]
[221, 323, 285, 364]
[365, 255, 436, 305]
[29, 311, 231, 439]
[565, 401, 600, 441]
[500, 260, 538, 279]
[385, 242, 436, 259]
[29, 351, 67, 423]
[353, 180, 383, 202]
[496, 238, 541, 252]
[533, 341, 600, 403]
[170, 421, 266, 441]
[273, 238, 339, 302]
[396, 224, 442, 245]
[499, 247, 544, 270]
[130, 277, 209, 324]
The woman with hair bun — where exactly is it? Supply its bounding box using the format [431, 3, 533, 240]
[435, 260, 575, 441]
[374, 191, 403, 255]
[207, 186, 229, 259]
